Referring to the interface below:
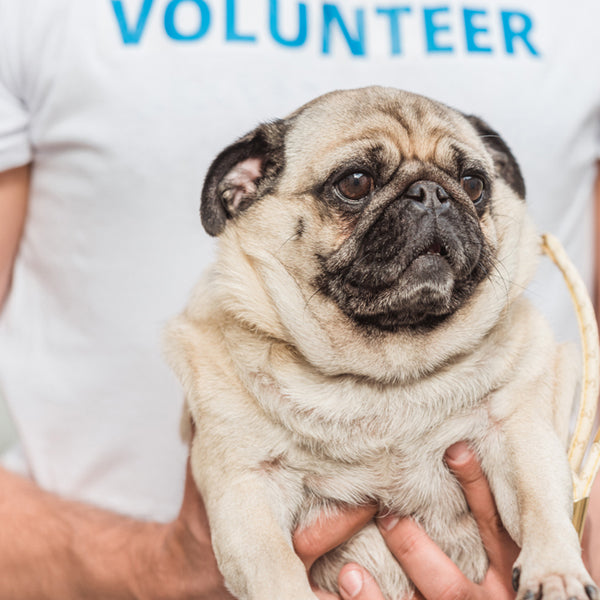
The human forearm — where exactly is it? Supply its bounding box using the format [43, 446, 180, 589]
[0, 466, 228, 600]
[0, 466, 164, 599]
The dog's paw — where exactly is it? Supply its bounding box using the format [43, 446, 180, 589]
[512, 564, 598, 600]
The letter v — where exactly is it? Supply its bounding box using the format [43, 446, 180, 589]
[111, 0, 154, 45]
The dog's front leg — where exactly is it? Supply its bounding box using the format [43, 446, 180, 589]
[486, 404, 597, 600]
[189, 437, 317, 600]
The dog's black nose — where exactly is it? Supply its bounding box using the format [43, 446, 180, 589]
[404, 181, 450, 214]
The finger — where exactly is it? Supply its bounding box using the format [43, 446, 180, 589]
[377, 516, 477, 600]
[293, 505, 377, 570]
[445, 442, 518, 565]
[338, 564, 386, 600]
[445, 442, 499, 538]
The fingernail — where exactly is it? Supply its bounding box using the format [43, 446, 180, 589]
[339, 568, 363, 598]
[445, 441, 472, 464]
[377, 514, 399, 532]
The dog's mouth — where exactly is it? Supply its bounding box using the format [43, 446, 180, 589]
[406, 238, 451, 271]
[422, 241, 448, 257]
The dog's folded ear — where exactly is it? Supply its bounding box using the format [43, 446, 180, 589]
[464, 115, 526, 200]
[200, 120, 288, 236]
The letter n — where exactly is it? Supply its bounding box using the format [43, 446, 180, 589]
[322, 4, 365, 56]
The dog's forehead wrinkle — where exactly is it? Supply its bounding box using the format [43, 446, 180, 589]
[287, 123, 404, 172]
[325, 136, 401, 175]
[285, 105, 485, 191]
[286, 91, 459, 165]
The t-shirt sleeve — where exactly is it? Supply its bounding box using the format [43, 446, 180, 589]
[0, 2, 32, 172]
[0, 81, 31, 171]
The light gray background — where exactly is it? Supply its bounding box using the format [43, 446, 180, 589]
[0, 393, 17, 453]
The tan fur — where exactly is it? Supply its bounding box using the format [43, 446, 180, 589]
[165, 87, 594, 599]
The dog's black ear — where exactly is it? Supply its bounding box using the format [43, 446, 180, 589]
[464, 115, 526, 200]
[200, 120, 287, 236]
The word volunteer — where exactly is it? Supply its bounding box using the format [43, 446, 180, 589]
[111, 0, 540, 57]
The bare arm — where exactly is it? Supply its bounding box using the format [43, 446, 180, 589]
[0, 164, 29, 309]
[0, 460, 235, 600]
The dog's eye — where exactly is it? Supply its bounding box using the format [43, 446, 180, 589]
[336, 172, 373, 202]
[461, 176, 485, 203]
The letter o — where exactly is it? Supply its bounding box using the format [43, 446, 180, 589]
[164, 0, 210, 41]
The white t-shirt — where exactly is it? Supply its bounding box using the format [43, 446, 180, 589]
[0, 0, 599, 521]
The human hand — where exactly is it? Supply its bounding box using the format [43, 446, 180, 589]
[294, 442, 519, 600]
[293, 504, 378, 599]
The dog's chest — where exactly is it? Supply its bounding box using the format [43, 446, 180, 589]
[291, 406, 491, 513]
[250, 366, 497, 516]
[236, 336, 517, 539]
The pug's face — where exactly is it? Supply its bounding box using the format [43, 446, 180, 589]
[201, 87, 526, 334]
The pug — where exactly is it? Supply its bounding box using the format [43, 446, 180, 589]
[165, 86, 597, 600]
